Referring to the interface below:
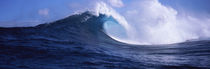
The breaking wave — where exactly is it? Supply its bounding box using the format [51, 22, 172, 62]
[1, 0, 210, 45]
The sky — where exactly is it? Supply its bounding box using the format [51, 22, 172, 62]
[0, 0, 210, 27]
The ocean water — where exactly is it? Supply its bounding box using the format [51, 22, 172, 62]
[0, 12, 210, 69]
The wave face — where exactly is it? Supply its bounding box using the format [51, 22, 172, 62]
[0, 12, 119, 45]
[1, 11, 210, 69]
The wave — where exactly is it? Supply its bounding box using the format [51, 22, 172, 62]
[1, 0, 210, 45]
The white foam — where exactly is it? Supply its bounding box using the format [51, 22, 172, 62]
[94, 0, 210, 45]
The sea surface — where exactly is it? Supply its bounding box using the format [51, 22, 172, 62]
[0, 12, 210, 69]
